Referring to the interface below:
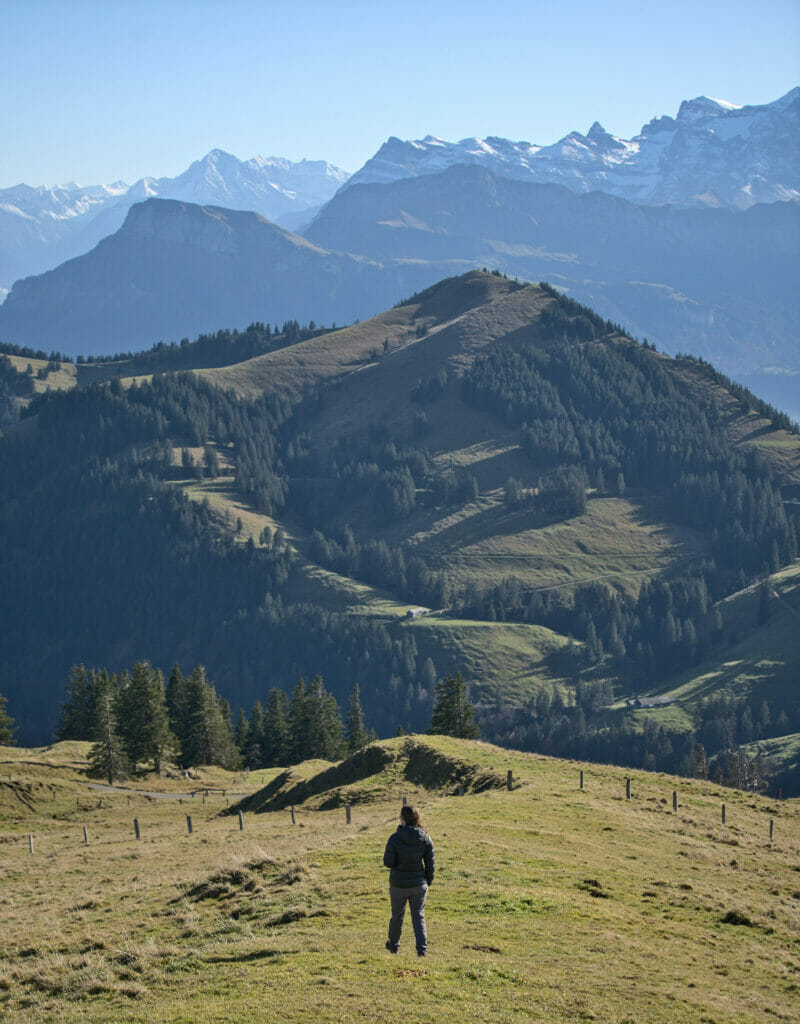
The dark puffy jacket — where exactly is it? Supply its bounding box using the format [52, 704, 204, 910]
[383, 825, 435, 888]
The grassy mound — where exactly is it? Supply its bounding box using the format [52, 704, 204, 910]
[230, 737, 510, 814]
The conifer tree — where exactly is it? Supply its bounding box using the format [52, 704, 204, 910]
[244, 699, 264, 768]
[345, 682, 368, 754]
[165, 664, 190, 758]
[117, 662, 176, 772]
[88, 685, 129, 785]
[0, 691, 16, 745]
[429, 671, 479, 739]
[182, 666, 238, 769]
[234, 708, 250, 753]
[262, 688, 289, 766]
[304, 675, 343, 761]
[55, 667, 93, 741]
[287, 678, 308, 764]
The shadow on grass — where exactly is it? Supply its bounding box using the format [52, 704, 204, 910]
[204, 949, 293, 964]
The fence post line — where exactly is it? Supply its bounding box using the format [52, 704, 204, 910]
[345, 804, 352, 825]
[673, 790, 678, 813]
[290, 805, 296, 825]
[83, 826, 89, 845]
[238, 810, 244, 831]
[133, 818, 140, 841]
[579, 770, 584, 790]
[769, 819, 774, 841]
[722, 804, 726, 825]
[507, 770, 513, 791]
[28, 833, 34, 854]
[625, 778, 631, 801]
[186, 815, 193, 835]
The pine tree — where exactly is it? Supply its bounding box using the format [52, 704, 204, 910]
[234, 708, 250, 754]
[244, 700, 264, 768]
[345, 682, 368, 754]
[182, 666, 238, 769]
[262, 688, 289, 766]
[429, 671, 479, 739]
[287, 679, 309, 764]
[0, 691, 16, 745]
[117, 662, 176, 772]
[56, 664, 98, 740]
[165, 664, 190, 759]
[303, 675, 343, 761]
[88, 685, 129, 785]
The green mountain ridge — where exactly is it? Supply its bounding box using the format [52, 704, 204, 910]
[1, 271, 798, 791]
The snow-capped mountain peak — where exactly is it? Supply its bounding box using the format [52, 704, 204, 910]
[0, 150, 352, 292]
[347, 88, 799, 210]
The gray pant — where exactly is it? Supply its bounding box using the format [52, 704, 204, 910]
[388, 884, 428, 952]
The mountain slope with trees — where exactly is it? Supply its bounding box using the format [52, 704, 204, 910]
[1, 271, 798, 791]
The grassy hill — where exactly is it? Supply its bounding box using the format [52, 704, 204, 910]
[1, 737, 798, 1024]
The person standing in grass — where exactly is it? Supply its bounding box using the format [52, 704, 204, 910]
[383, 804, 435, 957]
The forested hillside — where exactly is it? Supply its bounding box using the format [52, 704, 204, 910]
[1, 272, 798, 790]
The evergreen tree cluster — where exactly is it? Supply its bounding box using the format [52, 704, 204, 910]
[58, 663, 238, 779]
[76, 320, 334, 372]
[58, 664, 374, 776]
[309, 526, 450, 608]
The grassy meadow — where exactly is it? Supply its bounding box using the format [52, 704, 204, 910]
[1, 737, 798, 1024]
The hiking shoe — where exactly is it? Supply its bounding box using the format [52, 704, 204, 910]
[417, 949, 427, 957]
[385, 941, 398, 954]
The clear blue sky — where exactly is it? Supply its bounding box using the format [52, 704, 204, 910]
[2, 0, 798, 188]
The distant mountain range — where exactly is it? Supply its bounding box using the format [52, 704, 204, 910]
[0, 150, 349, 294]
[347, 88, 800, 209]
[0, 88, 797, 413]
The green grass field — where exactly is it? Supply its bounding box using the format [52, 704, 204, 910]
[1, 738, 798, 1024]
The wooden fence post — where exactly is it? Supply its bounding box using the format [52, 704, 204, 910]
[507, 770, 513, 791]
[458, 785, 465, 797]
[290, 805, 296, 825]
[721, 804, 726, 825]
[402, 794, 407, 807]
[133, 819, 140, 841]
[345, 804, 352, 825]
[28, 833, 34, 854]
[238, 810, 244, 831]
[83, 826, 89, 845]
[769, 819, 774, 841]
[625, 778, 631, 801]
[186, 815, 193, 835]
[579, 770, 584, 790]
[673, 790, 678, 813]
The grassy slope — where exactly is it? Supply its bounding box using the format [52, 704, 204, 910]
[635, 563, 800, 711]
[1, 738, 798, 1024]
